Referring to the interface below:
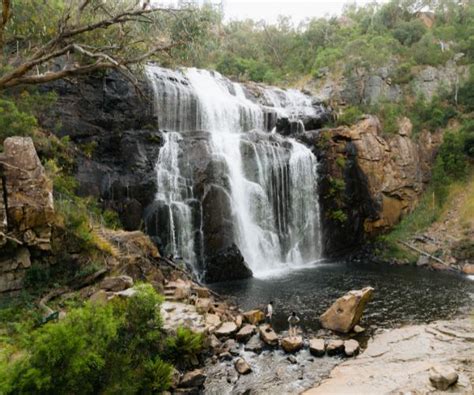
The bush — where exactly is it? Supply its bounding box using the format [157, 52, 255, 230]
[0, 98, 37, 146]
[2, 285, 178, 395]
[412, 34, 452, 66]
[165, 326, 204, 369]
[392, 20, 426, 46]
[337, 106, 364, 126]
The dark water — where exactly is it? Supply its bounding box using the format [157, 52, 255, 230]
[210, 261, 474, 333]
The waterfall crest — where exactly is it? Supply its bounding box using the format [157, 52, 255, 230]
[146, 65, 323, 277]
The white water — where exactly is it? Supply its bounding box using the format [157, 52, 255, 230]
[146, 65, 322, 276]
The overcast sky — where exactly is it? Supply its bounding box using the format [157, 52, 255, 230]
[221, 0, 385, 24]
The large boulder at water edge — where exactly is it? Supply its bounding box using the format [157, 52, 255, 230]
[429, 365, 458, 390]
[281, 336, 304, 353]
[204, 243, 253, 283]
[320, 287, 374, 333]
[259, 324, 278, 346]
[309, 338, 326, 357]
[243, 309, 265, 325]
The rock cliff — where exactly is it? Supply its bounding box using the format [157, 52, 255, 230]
[305, 116, 442, 255]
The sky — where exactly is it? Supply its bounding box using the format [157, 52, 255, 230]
[220, 0, 385, 24]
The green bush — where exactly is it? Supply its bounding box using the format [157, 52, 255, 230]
[392, 20, 426, 46]
[0, 98, 37, 145]
[337, 106, 364, 126]
[412, 34, 452, 66]
[2, 284, 179, 395]
[165, 326, 204, 369]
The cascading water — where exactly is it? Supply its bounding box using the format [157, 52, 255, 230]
[146, 65, 323, 277]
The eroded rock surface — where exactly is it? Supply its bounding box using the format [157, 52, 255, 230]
[304, 318, 474, 395]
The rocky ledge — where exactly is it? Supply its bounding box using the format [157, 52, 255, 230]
[304, 317, 474, 395]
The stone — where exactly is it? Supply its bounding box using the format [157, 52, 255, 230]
[204, 243, 253, 283]
[417, 255, 430, 267]
[221, 339, 239, 355]
[215, 322, 238, 338]
[344, 339, 360, 357]
[259, 324, 278, 346]
[243, 309, 265, 325]
[234, 358, 252, 375]
[0, 248, 32, 293]
[170, 368, 181, 389]
[309, 338, 326, 357]
[462, 264, 474, 275]
[205, 313, 221, 332]
[100, 275, 134, 292]
[287, 355, 298, 364]
[0, 137, 54, 250]
[114, 288, 138, 298]
[429, 365, 458, 390]
[179, 369, 206, 388]
[89, 290, 108, 305]
[219, 351, 233, 361]
[208, 334, 221, 352]
[353, 325, 365, 334]
[195, 298, 211, 314]
[236, 324, 256, 343]
[326, 340, 344, 356]
[320, 287, 374, 333]
[192, 286, 211, 298]
[398, 117, 412, 137]
[235, 314, 243, 328]
[244, 334, 263, 353]
[281, 336, 304, 353]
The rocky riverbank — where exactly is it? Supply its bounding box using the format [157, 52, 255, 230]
[304, 316, 474, 395]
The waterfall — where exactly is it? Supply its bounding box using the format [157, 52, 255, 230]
[146, 65, 322, 276]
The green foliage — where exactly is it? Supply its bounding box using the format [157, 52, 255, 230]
[329, 209, 348, 224]
[392, 20, 427, 46]
[1, 284, 184, 395]
[458, 68, 474, 112]
[337, 106, 364, 126]
[165, 326, 204, 369]
[328, 177, 346, 198]
[0, 98, 37, 145]
[368, 101, 403, 134]
[412, 33, 453, 66]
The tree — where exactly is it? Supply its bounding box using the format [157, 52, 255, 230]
[0, 0, 212, 90]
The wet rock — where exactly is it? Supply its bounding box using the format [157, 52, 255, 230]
[100, 275, 134, 292]
[309, 338, 326, 357]
[243, 309, 265, 325]
[215, 322, 238, 338]
[429, 365, 458, 390]
[462, 264, 474, 275]
[204, 243, 253, 283]
[281, 336, 304, 353]
[353, 325, 365, 334]
[244, 334, 264, 353]
[221, 339, 239, 356]
[219, 351, 233, 361]
[236, 324, 256, 343]
[344, 339, 360, 357]
[179, 369, 206, 388]
[192, 286, 211, 298]
[207, 334, 221, 352]
[417, 255, 430, 267]
[326, 340, 344, 356]
[287, 355, 298, 364]
[320, 287, 374, 333]
[235, 358, 252, 375]
[259, 324, 278, 346]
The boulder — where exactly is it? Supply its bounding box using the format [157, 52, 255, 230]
[192, 286, 211, 298]
[287, 355, 298, 364]
[215, 322, 238, 338]
[417, 255, 430, 267]
[429, 365, 458, 390]
[207, 334, 221, 352]
[205, 313, 221, 332]
[353, 325, 365, 334]
[179, 369, 206, 388]
[100, 275, 134, 292]
[309, 338, 326, 357]
[195, 298, 211, 314]
[219, 351, 233, 361]
[326, 339, 344, 356]
[244, 334, 264, 353]
[320, 287, 374, 333]
[259, 324, 278, 346]
[235, 314, 243, 328]
[0, 137, 54, 250]
[243, 309, 265, 325]
[204, 244, 253, 283]
[344, 339, 360, 357]
[281, 336, 303, 353]
[234, 358, 252, 375]
[462, 264, 474, 275]
[89, 290, 108, 305]
[236, 324, 256, 343]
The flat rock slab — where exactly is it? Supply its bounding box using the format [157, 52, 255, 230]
[259, 324, 278, 346]
[215, 321, 238, 337]
[161, 301, 206, 334]
[309, 338, 326, 357]
[243, 309, 265, 325]
[343, 339, 360, 357]
[236, 324, 256, 342]
[303, 318, 474, 395]
[326, 339, 344, 356]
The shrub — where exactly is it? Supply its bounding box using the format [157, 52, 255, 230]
[0, 98, 37, 146]
[2, 285, 176, 395]
[337, 106, 364, 126]
[412, 34, 452, 66]
[392, 20, 426, 46]
[165, 326, 204, 369]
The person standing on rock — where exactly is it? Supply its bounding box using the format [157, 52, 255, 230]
[288, 312, 300, 337]
[266, 301, 274, 326]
